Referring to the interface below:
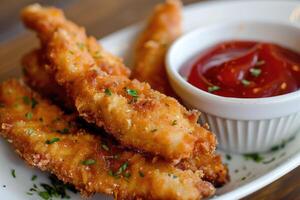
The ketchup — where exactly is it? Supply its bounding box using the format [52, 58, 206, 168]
[187, 40, 300, 98]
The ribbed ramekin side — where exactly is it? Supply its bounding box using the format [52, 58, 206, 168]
[200, 112, 299, 153]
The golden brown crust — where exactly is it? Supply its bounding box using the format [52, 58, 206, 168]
[22, 4, 216, 161]
[0, 79, 215, 200]
[21, 50, 229, 187]
[132, 0, 181, 96]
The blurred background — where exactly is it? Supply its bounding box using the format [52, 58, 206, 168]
[0, 0, 202, 43]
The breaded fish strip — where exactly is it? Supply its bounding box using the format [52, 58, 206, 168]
[22, 4, 216, 161]
[0, 79, 215, 200]
[22, 51, 229, 187]
[22, 49, 74, 110]
[130, 1, 228, 185]
[132, 0, 181, 96]
[22, 49, 229, 187]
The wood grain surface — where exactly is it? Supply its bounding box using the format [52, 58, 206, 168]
[0, 0, 299, 199]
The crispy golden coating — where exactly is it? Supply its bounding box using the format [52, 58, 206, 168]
[23, 52, 229, 188]
[0, 79, 215, 200]
[132, 0, 181, 96]
[22, 4, 216, 161]
[22, 50, 228, 187]
[22, 49, 75, 111]
[131, 0, 229, 186]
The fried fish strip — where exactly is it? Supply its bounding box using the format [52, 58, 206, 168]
[0, 79, 215, 200]
[130, 0, 229, 186]
[132, 0, 181, 96]
[22, 32, 130, 111]
[22, 4, 216, 161]
[22, 49, 229, 187]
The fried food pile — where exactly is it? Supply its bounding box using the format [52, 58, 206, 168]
[0, 1, 229, 199]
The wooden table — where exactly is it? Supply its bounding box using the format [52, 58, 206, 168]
[0, 0, 299, 199]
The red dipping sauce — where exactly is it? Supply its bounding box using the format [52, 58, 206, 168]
[187, 40, 300, 98]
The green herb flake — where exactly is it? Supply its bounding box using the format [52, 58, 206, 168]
[26, 192, 33, 196]
[139, 171, 145, 177]
[101, 144, 110, 151]
[208, 85, 220, 93]
[23, 96, 31, 105]
[25, 112, 33, 120]
[124, 172, 131, 179]
[31, 175, 37, 181]
[226, 154, 232, 161]
[108, 170, 114, 177]
[25, 128, 35, 136]
[126, 89, 138, 97]
[243, 153, 264, 163]
[38, 191, 50, 200]
[171, 120, 177, 126]
[118, 161, 129, 174]
[11, 169, 16, 178]
[241, 79, 250, 86]
[241, 177, 246, 181]
[104, 88, 112, 96]
[31, 98, 38, 109]
[81, 159, 96, 166]
[46, 138, 60, 145]
[250, 68, 262, 77]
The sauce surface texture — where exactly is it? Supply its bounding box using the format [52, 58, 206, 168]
[187, 40, 300, 98]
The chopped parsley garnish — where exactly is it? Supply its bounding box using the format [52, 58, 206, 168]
[226, 154, 232, 161]
[23, 96, 31, 105]
[57, 128, 69, 134]
[241, 177, 246, 181]
[25, 128, 35, 136]
[31, 98, 38, 109]
[171, 120, 177, 126]
[241, 79, 250, 86]
[270, 136, 295, 152]
[25, 112, 33, 119]
[108, 161, 130, 178]
[38, 191, 50, 200]
[139, 171, 145, 177]
[101, 144, 110, 151]
[124, 172, 131, 179]
[250, 68, 262, 77]
[81, 159, 96, 166]
[104, 88, 112, 96]
[31, 175, 38, 181]
[45, 138, 60, 145]
[243, 153, 264, 163]
[11, 169, 16, 178]
[118, 161, 129, 173]
[126, 89, 138, 97]
[208, 85, 220, 93]
[23, 96, 38, 108]
[26, 192, 33, 196]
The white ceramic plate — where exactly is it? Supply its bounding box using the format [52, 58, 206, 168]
[1, 1, 300, 200]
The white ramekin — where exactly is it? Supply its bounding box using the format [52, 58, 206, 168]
[166, 21, 300, 154]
